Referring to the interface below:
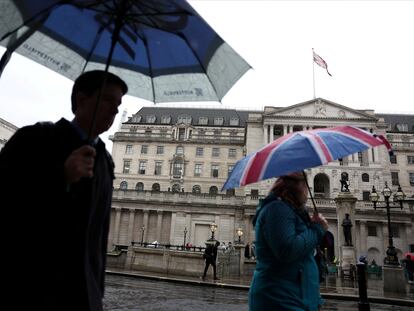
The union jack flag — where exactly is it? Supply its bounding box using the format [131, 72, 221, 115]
[313, 51, 332, 76]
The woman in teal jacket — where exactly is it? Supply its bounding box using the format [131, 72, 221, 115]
[249, 172, 328, 311]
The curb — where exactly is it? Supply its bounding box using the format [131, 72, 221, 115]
[106, 270, 414, 307]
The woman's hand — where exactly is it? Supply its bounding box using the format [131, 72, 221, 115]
[311, 213, 328, 231]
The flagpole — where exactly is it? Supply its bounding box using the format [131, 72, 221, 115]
[312, 48, 316, 99]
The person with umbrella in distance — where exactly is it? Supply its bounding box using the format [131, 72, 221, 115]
[0, 70, 127, 311]
[202, 241, 220, 281]
[248, 172, 328, 311]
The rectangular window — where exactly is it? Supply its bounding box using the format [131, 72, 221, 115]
[409, 173, 414, 186]
[362, 191, 370, 201]
[141, 145, 148, 154]
[196, 147, 204, 157]
[138, 161, 146, 174]
[212, 147, 220, 157]
[391, 224, 400, 238]
[173, 162, 184, 177]
[154, 161, 162, 175]
[125, 144, 133, 154]
[367, 224, 377, 237]
[408, 156, 414, 164]
[390, 154, 397, 164]
[228, 165, 234, 177]
[251, 189, 259, 199]
[211, 165, 219, 178]
[123, 160, 131, 174]
[229, 148, 237, 158]
[396, 123, 408, 132]
[391, 172, 399, 186]
[156, 146, 164, 155]
[194, 164, 202, 177]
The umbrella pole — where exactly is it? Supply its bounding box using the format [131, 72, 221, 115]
[87, 2, 126, 141]
[302, 171, 318, 215]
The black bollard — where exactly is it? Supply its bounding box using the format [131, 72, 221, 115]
[357, 262, 370, 311]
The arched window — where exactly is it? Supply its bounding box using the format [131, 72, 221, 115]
[362, 173, 369, 182]
[209, 186, 218, 195]
[135, 182, 144, 191]
[152, 183, 160, 192]
[172, 184, 181, 193]
[192, 185, 201, 194]
[120, 181, 128, 190]
[314, 173, 330, 198]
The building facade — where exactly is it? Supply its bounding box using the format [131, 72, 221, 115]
[109, 99, 414, 265]
[0, 117, 18, 151]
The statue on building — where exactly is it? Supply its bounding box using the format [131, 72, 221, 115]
[340, 172, 350, 192]
[342, 213, 353, 246]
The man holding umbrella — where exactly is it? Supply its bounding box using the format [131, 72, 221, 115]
[0, 70, 127, 310]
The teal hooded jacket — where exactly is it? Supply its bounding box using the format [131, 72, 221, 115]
[249, 194, 325, 311]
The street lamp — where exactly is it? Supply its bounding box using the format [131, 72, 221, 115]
[369, 182, 405, 265]
[210, 222, 218, 240]
[140, 225, 145, 245]
[236, 227, 244, 244]
[183, 227, 188, 248]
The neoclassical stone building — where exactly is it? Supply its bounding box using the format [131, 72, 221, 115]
[109, 98, 414, 265]
[0, 117, 18, 151]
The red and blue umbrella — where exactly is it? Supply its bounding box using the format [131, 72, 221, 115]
[222, 125, 392, 191]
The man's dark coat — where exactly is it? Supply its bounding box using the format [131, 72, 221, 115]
[0, 118, 114, 310]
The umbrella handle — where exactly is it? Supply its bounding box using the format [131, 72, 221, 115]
[303, 171, 318, 215]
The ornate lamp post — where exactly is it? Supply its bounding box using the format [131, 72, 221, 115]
[183, 227, 188, 248]
[210, 222, 218, 240]
[236, 227, 244, 244]
[369, 182, 405, 265]
[140, 225, 145, 245]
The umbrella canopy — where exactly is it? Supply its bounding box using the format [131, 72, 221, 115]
[223, 125, 392, 191]
[404, 252, 414, 261]
[0, 0, 250, 103]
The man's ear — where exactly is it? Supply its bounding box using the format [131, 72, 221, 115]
[75, 92, 87, 111]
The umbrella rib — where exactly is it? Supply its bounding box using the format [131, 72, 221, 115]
[140, 31, 157, 103]
[81, 18, 113, 73]
[174, 33, 221, 102]
[0, 0, 67, 42]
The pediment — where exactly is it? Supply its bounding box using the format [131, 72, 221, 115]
[265, 98, 377, 120]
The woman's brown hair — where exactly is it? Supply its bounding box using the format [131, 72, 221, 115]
[270, 172, 307, 209]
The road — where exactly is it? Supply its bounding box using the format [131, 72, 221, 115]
[104, 275, 413, 311]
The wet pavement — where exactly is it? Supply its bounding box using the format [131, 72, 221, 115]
[104, 274, 414, 311]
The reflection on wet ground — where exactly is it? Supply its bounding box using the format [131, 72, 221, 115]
[103, 275, 413, 311]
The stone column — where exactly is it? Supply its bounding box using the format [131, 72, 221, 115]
[283, 125, 287, 135]
[359, 221, 367, 253]
[270, 125, 274, 141]
[127, 209, 136, 245]
[112, 208, 122, 245]
[156, 210, 163, 242]
[373, 147, 379, 163]
[334, 192, 357, 273]
[382, 222, 389, 256]
[406, 224, 413, 252]
[169, 212, 176, 245]
[263, 125, 268, 144]
[143, 210, 149, 243]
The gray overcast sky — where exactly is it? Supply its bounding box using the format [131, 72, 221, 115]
[1, 0, 414, 150]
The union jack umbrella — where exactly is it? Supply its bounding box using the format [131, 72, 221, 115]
[222, 126, 392, 191]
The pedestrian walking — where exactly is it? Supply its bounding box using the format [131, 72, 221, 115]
[248, 172, 328, 311]
[202, 241, 220, 281]
[1, 70, 127, 311]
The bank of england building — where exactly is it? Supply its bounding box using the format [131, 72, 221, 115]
[108, 98, 414, 264]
